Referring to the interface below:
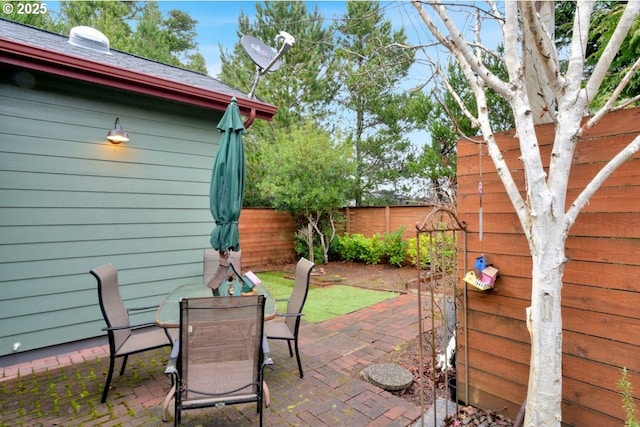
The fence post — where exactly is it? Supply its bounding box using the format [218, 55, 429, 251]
[385, 205, 390, 234]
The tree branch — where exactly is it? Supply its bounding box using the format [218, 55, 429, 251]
[412, 0, 529, 236]
[486, 0, 503, 22]
[432, 91, 483, 144]
[546, 1, 593, 205]
[502, 2, 521, 87]
[386, 41, 440, 51]
[616, 94, 640, 111]
[468, 42, 505, 65]
[564, 1, 593, 97]
[585, 56, 640, 130]
[411, 1, 512, 99]
[584, 1, 640, 106]
[467, 34, 531, 240]
[566, 134, 640, 230]
[433, 65, 480, 129]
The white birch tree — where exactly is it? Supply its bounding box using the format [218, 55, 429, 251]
[410, 1, 640, 425]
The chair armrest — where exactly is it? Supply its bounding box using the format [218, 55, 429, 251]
[161, 340, 179, 424]
[165, 339, 180, 376]
[127, 305, 159, 313]
[276, 312, 304, 318]
[101, 321, 159, 332]
[262, 335, 273, 367]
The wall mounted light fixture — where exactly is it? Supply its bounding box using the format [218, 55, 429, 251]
[106, 117, 129, 144]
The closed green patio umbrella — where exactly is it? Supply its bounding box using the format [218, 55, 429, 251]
[208, 98, 246, 289]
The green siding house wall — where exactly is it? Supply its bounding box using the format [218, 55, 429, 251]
[0, 74, 223, 356]
[0, 19, 276, 359]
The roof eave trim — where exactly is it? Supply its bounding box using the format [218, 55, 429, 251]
[0, 38, 278, 121]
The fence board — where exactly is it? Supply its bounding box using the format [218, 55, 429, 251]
[561, 389, 625, 427]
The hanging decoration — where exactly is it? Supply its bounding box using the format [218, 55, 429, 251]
[478, 180, 483, 242]
[478, 142, 484, 242]
[463, 142, 499, 291]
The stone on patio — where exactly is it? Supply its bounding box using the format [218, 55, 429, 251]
[360, 362, 413, 391]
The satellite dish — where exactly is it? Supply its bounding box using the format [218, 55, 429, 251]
[241, 31, 295, 98]
[241, 35, 281, 72]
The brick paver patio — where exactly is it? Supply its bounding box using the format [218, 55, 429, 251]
[1, 293, 422, 426]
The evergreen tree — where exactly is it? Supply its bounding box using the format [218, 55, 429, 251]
[334, 1, 416, 206]
[57, 0, 136, 52]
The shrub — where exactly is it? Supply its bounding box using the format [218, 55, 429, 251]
[406, 231, 456, 273]
[406, 234, 432, 269]
[382, 226, 408, 267]
[337, 227, 410, 266]
[337, 233, 384, 265]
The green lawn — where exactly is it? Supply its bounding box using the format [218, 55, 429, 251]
[257, 271, 398, 323]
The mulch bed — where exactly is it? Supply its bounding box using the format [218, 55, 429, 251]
[443, 406, 515, 426]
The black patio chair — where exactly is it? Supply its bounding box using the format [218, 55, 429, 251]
[264, 257, 314, 378]
[90, 264, 173, 403]
[165, 295, 268, 426]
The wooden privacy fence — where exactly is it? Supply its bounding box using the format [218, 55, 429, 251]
[456, 107, 640, 426]
[237, 208, 298, 267]
[343, 205, 434, 240]
[238, 205, 433, 267]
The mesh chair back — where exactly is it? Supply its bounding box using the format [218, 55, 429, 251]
[94, 264, 131, 351]
[284, 258, 314, 332]
[178, 295, 265, 406]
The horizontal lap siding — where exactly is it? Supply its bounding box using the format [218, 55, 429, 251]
[456, 107, 640, 424]
[0, 74, 222, 356]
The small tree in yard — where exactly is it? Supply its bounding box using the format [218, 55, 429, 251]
[411, 1, 640, 426]
[257, 121, 354, 264]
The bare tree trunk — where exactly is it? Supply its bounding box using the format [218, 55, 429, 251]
[308, 211, 336, 264]
[523, 0, 556, 124]
[306, 222, 314, 263]
[526, 220, 566, 426]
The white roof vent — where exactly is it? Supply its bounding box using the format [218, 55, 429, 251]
[68, 26, 111, 54]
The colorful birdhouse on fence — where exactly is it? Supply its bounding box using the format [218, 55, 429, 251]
[481, 266, 499, 285]
[474, 254, 492, 271]
[465, 254, 499, 291]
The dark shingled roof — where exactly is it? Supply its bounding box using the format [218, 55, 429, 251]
[0, 18, 276, 119]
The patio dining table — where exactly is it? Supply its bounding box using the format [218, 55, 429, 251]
[155, 283, 277, 328]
